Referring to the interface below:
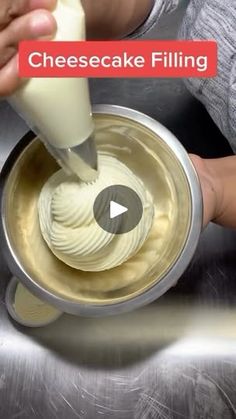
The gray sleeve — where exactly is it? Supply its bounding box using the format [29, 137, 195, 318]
[126, 0, 236, 153]
[178, 0, 236, 153]
[125, 0, 179, 39]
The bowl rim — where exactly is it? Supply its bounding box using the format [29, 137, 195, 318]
[0, 104, 203, 317]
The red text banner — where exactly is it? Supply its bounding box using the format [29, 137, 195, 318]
[19, 40, 217, 78]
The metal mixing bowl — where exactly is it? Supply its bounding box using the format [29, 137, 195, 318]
[0, 105, 202, 316]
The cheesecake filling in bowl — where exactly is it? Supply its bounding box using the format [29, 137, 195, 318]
[0, 106, 202, 316]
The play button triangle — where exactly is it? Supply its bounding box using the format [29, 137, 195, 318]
[110, 200, 128, 219]
[93, 185, 143, 234]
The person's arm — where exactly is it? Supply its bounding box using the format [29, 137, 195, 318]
[82, 0, 180, 40]
[81, 0, 154, 39]
[190, 155, 236, 229]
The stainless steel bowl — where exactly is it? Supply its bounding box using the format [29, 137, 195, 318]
[0, 105, 202, 316]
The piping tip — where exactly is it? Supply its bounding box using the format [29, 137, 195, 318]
[44, 134, 98, 182]
[68, 133, 98, 182]
[71, 133, 98, 171]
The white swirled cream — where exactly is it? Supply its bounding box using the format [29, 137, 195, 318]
[38, 152, 154, 271]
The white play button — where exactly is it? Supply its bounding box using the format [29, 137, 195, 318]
[110, 200, 128, 219]
[93, 185, 143, 234]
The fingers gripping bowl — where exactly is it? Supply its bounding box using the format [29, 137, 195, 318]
[0, 105, 202, 316]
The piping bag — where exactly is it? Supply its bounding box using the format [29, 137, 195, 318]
[8, 0, 98, 182]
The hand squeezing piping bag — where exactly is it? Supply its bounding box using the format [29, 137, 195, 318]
[8, 0, 98, 182]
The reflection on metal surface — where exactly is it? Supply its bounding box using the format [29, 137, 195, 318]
[2, 301, 236, 354]
[1, 295, 236, 418]
[5, 277, 62, 328]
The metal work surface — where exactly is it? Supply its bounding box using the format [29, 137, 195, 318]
[1, 3, 236, 419]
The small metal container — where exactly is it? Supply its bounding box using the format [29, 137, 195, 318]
[0, 105, 202, 317]
[5, 277, 62, 327]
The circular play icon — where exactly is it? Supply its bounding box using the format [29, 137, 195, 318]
[93, 185, 143, 234]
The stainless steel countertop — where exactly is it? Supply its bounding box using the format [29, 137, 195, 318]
[1, 4, 236, 419]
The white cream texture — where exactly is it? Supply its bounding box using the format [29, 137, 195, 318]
[38, 153, 154, 271]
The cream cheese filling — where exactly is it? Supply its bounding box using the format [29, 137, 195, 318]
[38, 152, 154, 271]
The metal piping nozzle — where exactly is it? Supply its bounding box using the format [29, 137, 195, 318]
[45, 133, 98, 183]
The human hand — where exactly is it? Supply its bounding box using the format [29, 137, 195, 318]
[190, 154, 236, 229]
[189, 154, 219, 228]
[0, 0, 56, 97]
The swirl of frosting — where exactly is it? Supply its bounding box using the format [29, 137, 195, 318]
[38, 153, 154, 271]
